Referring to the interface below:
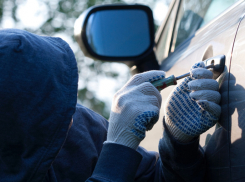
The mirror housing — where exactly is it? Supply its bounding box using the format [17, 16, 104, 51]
[74, 4, 156, 68]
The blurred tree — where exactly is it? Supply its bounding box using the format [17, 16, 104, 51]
[0, 0, 168, 119]
[0, 0, 129, 119]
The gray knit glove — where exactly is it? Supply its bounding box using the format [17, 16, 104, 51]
[106, 71, 165, 150]
[165, 62, 221, 142]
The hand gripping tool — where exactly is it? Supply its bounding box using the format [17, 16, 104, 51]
[151, 55, 226, 91]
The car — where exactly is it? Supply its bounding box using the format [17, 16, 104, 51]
[74, 0, 245, 180]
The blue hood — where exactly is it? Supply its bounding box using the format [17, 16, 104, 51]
[0, 29, 78, 181]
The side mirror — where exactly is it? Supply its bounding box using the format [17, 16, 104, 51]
[74, 4, 155, 63]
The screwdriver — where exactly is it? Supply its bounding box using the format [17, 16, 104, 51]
[151, 65, 215, 91]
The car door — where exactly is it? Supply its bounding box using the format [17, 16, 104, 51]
[222, 16, 245, 181]
[140, 0, 244, 152]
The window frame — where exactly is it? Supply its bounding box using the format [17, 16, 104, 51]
[154, 0, 181, 63]
[195, 0, 243, 36]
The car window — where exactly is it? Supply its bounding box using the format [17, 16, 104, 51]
[155, 1, 179, 62]
[170, 0, 240, 52]
[200, 0, 240, 27]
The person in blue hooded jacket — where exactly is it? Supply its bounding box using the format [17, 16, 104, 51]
[0, 28, 164, 182]
[0, 29, 221, 182]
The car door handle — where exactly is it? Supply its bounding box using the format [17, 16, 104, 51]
[204, 55, 225, 79]
[151, 55, 225, 91]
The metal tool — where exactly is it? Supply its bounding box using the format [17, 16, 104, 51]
[151, 55, 226, 91]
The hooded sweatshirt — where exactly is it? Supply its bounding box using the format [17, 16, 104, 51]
[0, 29, 78, 182]
[0, 29, 161, 182]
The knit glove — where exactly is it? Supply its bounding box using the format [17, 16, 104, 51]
[106, 71, 165, 150]
[165, 62, 221, 142]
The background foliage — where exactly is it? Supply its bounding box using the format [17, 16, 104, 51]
[0, 0, 170, 119]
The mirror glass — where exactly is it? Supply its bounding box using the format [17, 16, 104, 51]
[86, 9, 151, 57]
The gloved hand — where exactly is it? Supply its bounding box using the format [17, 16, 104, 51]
[165, 62, 221, 142]
[106, 71, 165, 150]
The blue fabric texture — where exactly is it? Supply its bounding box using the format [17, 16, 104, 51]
[0, 29, 161, 182]
[49, 104, 162, 182]
[50, 104, 108, 182]
[159, 118, 205, 182]
[0, 29, 78, 182]
[87, 143, 142, 182]
[132, 111, 159, 140]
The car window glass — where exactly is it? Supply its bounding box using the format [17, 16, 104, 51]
[171, 0, 239, 52]
[155, 1, 178, 62]
[200, 0, 240, 27]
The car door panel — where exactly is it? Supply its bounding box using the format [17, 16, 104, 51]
[155, 1, 245, 180]
[157, 1, 245, 148]
[140, 0, 245, 151]
[225, 16, 245, 181]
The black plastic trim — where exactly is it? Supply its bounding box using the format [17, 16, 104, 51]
[81, 4, 155, 62]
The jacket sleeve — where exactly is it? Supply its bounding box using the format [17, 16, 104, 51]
[158, 119, 205, 182]
[86, 143, 166, 182]
[85, 143, 142, 182]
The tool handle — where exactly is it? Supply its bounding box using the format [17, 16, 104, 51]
[151, 75, 177, 91]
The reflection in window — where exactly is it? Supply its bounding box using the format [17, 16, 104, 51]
[171, 0, 239, 52]
[200, 0, 240, 27]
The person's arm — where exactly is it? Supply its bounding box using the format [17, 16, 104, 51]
[86, 143, 142, 182]
[86, 70, 166, 182]
[159, 119, 205, 182]
[159, 62, 221, 181]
